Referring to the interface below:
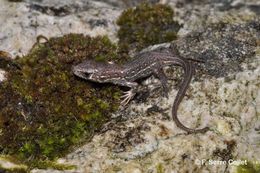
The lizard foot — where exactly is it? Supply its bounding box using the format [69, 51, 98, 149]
[120, 89, 136, 106]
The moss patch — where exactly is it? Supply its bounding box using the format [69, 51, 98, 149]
[156, 163, 165, 173]
[0, 51, 18, 71]
[0, 168, 27, 173]
[236, 161, 260, 173]
[117, 2, 181, 53]
[0, 34, 121, 170]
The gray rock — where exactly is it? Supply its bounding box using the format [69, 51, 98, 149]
[0, 0, 121, 57]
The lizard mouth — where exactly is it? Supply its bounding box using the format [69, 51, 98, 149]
[73, 70, 91, 79]
[82, 72, 91, 78]
[81, 73, 93, 79]
[82, 72, 93, 79]
[72, 66, 94, 79]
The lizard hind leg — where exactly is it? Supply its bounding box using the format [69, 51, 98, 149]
[153, 68, 169, 98]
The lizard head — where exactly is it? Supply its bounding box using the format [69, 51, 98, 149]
[72, 59, 117, 82]
[72, 60, 99, 80]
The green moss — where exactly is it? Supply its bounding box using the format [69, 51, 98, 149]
[0, 156, 75, 172]
[0, 167, 27, 173]
[0, 34, 121, 170]
[0, 51, 19, 71]
[117, 3, 181, 53]
[236, 161, 260, 173]
[156, 163, 165, 173]
[0, 156, 27, 173]
[29, 160, 76, 171]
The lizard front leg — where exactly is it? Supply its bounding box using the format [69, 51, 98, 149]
[153, 68, 169, 98]
[117, 81, 138, 105]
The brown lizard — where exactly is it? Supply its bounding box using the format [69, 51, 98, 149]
[72, 51, 209, 133]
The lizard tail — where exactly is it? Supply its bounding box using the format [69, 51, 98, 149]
[172, 58, 209, 133]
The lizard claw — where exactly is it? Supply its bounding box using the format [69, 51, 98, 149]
[120, 89, 136, 105]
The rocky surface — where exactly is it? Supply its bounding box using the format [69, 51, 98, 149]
[0, 0, 260, 173]
[0, 0, 121, 57]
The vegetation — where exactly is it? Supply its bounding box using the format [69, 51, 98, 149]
[0, 34, 121, 170]
[117, 2, 181, 53]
